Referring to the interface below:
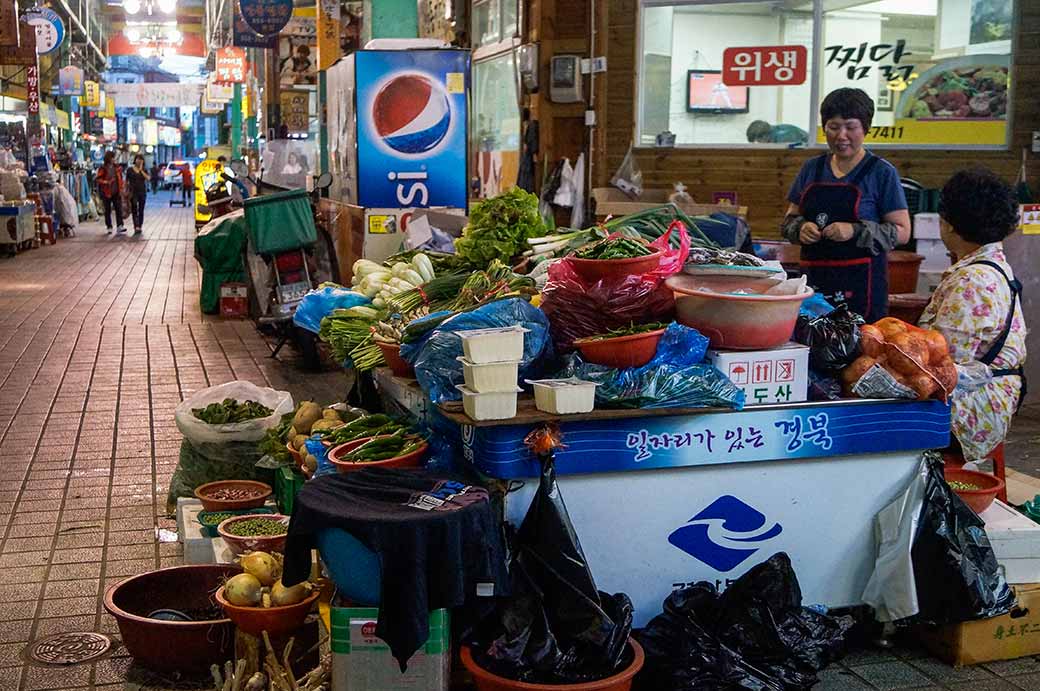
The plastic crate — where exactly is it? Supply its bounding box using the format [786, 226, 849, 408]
[275, 465, 306, 514]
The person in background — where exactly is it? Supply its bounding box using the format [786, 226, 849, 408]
[746, 120, 808, 145]
[919, 168, 1026, 463]
[150, 162, 161, 193]
[96, 151, 126, 235]
[780, 88, 911, 322]
[180, 163, 193, 205]
[126, 154, 149, 237]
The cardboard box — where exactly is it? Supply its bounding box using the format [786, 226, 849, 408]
[219, 282, 248, 318]
[914, 212, 941, 240]
[919, 584, 1040, 667]
[592, 187, 748, 220]
[916, 237, 950, 273]
[330, 606, 449, 691]
[706, 342, 809, 406]
[982, 500, 1040, 585]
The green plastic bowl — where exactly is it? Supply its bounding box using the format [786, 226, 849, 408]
[196, 507, 274, 538]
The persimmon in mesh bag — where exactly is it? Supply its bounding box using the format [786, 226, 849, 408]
[844, 318, 956, 401]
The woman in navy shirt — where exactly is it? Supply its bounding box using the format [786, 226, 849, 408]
[781, 88, 911, 321]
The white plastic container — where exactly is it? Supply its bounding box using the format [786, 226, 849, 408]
[456, 327, 527, 364]
[526, 378, 598, 414]
[456, 385, 522, 421]
[458, 357, 520, 393]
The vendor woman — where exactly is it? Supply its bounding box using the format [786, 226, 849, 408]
[781, 88, 911, 321]
[918, 168, 1026, 462]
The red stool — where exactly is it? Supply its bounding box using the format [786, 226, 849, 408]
[943, 442, 1007, 503]
[36, 215, 56, 245]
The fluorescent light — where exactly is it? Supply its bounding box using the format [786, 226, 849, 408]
[123, 0, 141, 14]
[126, 27, 140, 42]
[157, 0, 177, 13]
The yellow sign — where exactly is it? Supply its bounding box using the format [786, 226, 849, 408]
[367, 215, 396, 234]
[82, 80, 100, 108]
[1021, 205, 1040, 236]
[101, 93, 115, 119]
[280, 90, 310, 133]
[816, 119, 1007, 147]
[194, 158, 227, 226]
[316, 0, 341, 71]
[446, 72, 464, 95]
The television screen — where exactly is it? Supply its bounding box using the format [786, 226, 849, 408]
[687, 70, 750, 114]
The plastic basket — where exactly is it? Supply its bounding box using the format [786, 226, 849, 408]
[243, 189, 317, 255]
[274, 465, 306, 515]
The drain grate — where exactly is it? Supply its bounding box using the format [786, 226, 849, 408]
[24, 632, 112, 666]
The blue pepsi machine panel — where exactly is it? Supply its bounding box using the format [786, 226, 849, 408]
[355, 49, 470, 210]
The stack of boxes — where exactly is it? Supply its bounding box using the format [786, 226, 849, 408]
[454, 327, 526, 420]
[913, 212, 950, 294]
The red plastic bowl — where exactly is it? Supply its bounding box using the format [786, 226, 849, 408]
[945, 467, 1004, 514]
[215, 585, 319, 637]
[217, 513, 290, 555]
[460, 639, 644, 691]
[194, 480, 273, 512]
[573, 329, 665, 368]
[568, 250, 663, 283]
[328, 435, 428, 474]
[377, 341, 415, 378]
[287, 441, 303, 470]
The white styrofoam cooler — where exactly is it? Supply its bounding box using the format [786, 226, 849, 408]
[981, 499, 1040, 584]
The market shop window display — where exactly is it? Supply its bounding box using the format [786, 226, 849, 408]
[918, 167, 1026, 463]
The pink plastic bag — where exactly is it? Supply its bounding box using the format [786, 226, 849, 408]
[541, 221, 691, 351]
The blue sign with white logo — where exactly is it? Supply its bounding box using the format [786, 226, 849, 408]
[355, 50, 470, 210]
[668, 495, 782, 572]
[22, 8, 65, 55]
[238, 0, 293, 37]
[461, 399, 951, 479]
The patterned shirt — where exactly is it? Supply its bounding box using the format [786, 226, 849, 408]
[918, 243, 1026, 460]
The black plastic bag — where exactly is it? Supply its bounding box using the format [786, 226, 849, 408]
[793, 304, 864, 374]
[637, 553, 853, 691]
[470, 429, 634, 684]
[910, 456, 1016, 625]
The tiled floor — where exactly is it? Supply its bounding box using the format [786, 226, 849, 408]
[0, 199, 345, 690]
[2, 199, 1040, 690]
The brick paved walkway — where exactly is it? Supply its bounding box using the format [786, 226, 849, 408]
[0, 199, 345, 690]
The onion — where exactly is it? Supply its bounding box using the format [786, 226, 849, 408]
[240, 551, 280, 587]
[225, 573, 262, 607]
[270, 579, 312, 607]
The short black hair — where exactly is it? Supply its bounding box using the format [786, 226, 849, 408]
[820, 88, 874, 130]
[939, 168, 1018, 245]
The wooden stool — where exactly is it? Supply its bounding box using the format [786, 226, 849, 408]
[36, 215, 56, 245]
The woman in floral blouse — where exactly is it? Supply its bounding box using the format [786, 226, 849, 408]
[918, 168, 1026, 461]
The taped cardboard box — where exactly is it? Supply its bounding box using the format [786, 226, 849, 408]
[918, 584, 1040, 667]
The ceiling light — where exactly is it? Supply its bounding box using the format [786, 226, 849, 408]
[125, 27, 140, 42]
[157, 0, 177, 14]
[123, 0, 141, 14]
[168, 29, 182, 43]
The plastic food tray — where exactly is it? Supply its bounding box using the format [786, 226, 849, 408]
[456, 327, 527, 364]
[456, 385, 522, 421]
[458, 357, 521, 392]
[526, 378, 598, 414]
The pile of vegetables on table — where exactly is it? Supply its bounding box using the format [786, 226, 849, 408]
[840, 318, 957, 401]
[223, 551, 314, 609]
[193, 398, 274, 424]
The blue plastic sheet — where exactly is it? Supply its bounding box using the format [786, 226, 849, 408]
[307, 436, 337, 478]
[400, 298, 553, 404]
[293, 286, 371, 334]
[560, 323, 745, 410]
[799, 293, 835, 319]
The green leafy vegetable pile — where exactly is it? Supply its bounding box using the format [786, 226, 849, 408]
[192, 398, 273, 424]
[455, 187, 545, 267]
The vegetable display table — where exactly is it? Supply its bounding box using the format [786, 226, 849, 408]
[0, 204, 35, 249]
[375, 371, 950, 626]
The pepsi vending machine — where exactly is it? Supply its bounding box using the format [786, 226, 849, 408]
[326, 47, 470, 263]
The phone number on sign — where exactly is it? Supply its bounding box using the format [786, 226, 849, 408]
[868, 126, 905, 140]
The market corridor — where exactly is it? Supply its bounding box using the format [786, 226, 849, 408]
[0, 199, 345, 690]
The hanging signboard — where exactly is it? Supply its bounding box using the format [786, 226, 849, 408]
[316, 0, 341, 71]
[57, 65, 83, 95]
[233, 8, 276, 48]
[238, 0, 293, 37]
[215, 47, 247, 83]
[105, 82, 204, 108]
[22, 7, 64, 55]
[102, 118, 117, 139]
[0, 0, 19, 48]
[206, 79, 234, 103]
[101, 93, 116, 119]
[279, 8, 317, 86]
[280, 90, 309, 133]
[25, 64, 40, 138]
[0, 19, 35, 65]
[200, 91, 223, 115]
[81, 80, 100, 107]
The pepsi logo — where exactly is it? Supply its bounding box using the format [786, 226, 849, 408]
[372, 73, 451, 155]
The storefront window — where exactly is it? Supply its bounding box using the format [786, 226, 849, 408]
[637, 0, 1015, 149]
[473, 0, 519, 47]
[472, 50, 521, 197]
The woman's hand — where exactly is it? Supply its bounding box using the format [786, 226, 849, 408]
[823, 222, 855, 242]
[799, 221, 822, 244]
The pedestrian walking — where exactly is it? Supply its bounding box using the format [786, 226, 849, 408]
[96, 151, 126, 235]
[181, 163, 194, 205]
[127, 154, 149, 237]
[150, 163, 161, 193]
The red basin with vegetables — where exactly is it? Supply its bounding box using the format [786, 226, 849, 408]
[573, 329, 665, 369]
[328, 434, 428, 474]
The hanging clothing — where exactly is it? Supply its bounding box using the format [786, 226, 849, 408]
[788, 151, 907, 322]
[918, 243, 1027, 460]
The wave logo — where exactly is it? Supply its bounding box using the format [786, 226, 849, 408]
[372, 73, 452, 155]
[668, 495, 783, 572]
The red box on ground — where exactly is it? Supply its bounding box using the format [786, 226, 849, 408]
[220, 282, 249, 318]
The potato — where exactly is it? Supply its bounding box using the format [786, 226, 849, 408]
[842, 356, 877, 385]
[908, 373, 938, 400]
[886, 334, 929, 375]
[323, 409, 341, 421]
[292, 401, 323, 434]
[923, 329, 949, 364]
[293, 434, 309, 451]
[875, 317, 909, 340]
[310, 419, 344, 433]
[860, 325, 885, 358]
[304, 454, 318, 472]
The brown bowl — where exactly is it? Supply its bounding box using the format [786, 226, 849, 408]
[217, 513, 290, 555]
[104, 564, 239, 673]
[215, 585, 319, 636]
[195, 480, 272, 512]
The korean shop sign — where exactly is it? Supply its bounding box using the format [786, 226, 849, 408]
[824, 40, 912, 83]
[215, 47, 247, 84]
[22, 7, 64, 55]
[238, 0, 293, 37]
[722, 45, 807, 86]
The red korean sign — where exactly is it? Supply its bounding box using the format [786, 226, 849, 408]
[722, 45, 807, 86]
[215, 46, 247, 84]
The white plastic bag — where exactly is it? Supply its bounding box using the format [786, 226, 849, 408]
[861, 457, 927, 622]
[175, 380, 294, 444]
[611, 145, 643, 198]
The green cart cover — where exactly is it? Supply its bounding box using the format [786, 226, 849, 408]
[194, 214, 248, 314]
[243, 188, 317, 254]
